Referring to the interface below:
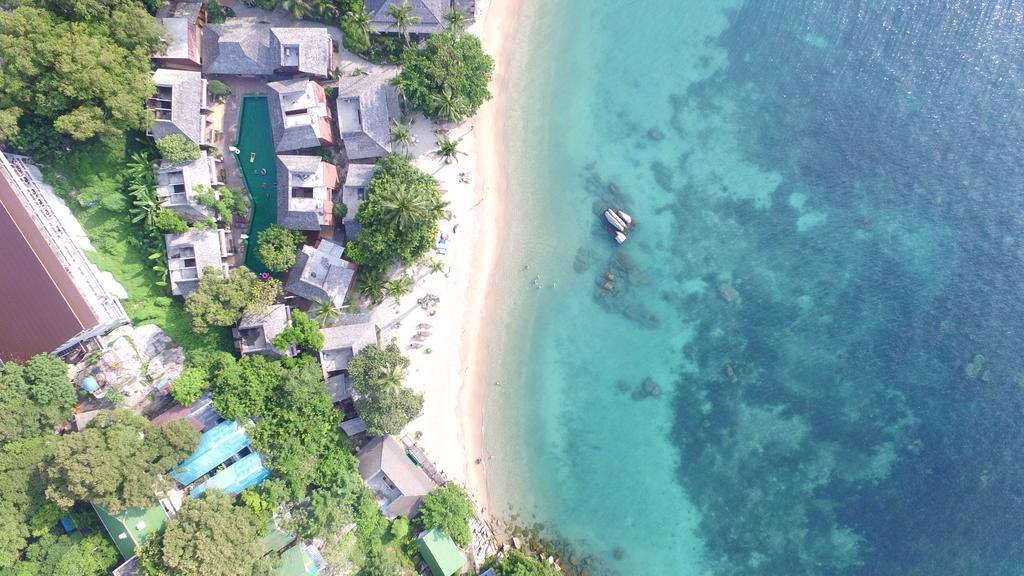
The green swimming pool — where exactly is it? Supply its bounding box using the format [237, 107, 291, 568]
[235, 95, 277, 274]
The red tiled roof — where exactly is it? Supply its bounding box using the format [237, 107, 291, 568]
[0, 171, 98, 362]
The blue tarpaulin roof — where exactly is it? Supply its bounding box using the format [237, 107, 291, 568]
[171, 420, 250, 486]
[190, 452, 270, 497]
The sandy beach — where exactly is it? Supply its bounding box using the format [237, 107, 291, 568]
[358, 0, 523, 522]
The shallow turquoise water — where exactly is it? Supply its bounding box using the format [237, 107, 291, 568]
[485, 1, 1024, 574]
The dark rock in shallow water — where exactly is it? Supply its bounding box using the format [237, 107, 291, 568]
[648, 127, 664, 140]
[613, 547, 625, 560]
[718, 282, 741, 304]
[573, 246, 595, 273]
[631, 389, 646, 401]
[615, 380, 630, 393]
[643, 377, 662, 397]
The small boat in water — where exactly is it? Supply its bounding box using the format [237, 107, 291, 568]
[612, 230, 627, 245]
[615, 209, 633, 227]
[604, 209, 627, 232]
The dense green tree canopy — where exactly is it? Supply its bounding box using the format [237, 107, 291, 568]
[348, 343, 423, 435]
[43, 411, 198, 512]
[346, 154, 445, 271]
[487, 551, 560, 576]
[256, 225, 304, 273]
[155, 135, 201, 165]
[9, 531, 119, 576]
[0, 0, 163, 153]
[0, 436, 55, 568]
[417, 483, 474, 547]
[136, 491, 265, 576]
[395, 31, 494, 122]
[0, 354, 75, 443]
[184, 267, 282, 333]
[169, 367, 207, 406]
[272, 310, 324, 352]
[209, 354, 282, 421]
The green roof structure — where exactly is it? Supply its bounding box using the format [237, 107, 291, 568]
[261, 521, 296, 554]
[416, 528, 466, 576]
[93, 502, 169, 560]
[276, 542, 325, 576]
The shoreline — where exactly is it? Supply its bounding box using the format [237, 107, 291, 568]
[459, 0, 523, 520]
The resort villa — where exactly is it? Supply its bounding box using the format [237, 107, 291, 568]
[164, 228, 233, 296]
[171, 419, 270, 497]
[202, 22, 334, 78]
[233, 303, 294, 358]
[340, 163, 375, 240]
[93, 502, 170, 561]
[365, 0, 475, 36]
[148, 68, 216, 147]
[156, 152, 222, 222]
[277, 542, 327, 576]
[284, 239, 357, 307]
[268, 78, 335, 153]
[321, 318, 376, 436]
[336, 70, 401, 161]
[357, 435, 437, 518]
[154, 1, 206, 71]
[0, 152, 128, 362]
[416, 527, 467, 576]
[276, 155, 338, 231]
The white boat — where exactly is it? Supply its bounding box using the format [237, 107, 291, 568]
[613, 230, 627, 244]
[604, 209, 627, 232]
[615, 210, 633, 227]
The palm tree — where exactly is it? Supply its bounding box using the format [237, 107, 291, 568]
[311, 297, 343, 327]
[434, 135, 465, 164]
[359, 272, 387, 305]
[444, 8, 466, 33]
[385, 275, 414, 304]
[390, 121, 413, 156]
[280, 0, 311, 18]
[126, 152, 155, 185]
[312, 0, 337, 21]
[378, 357, 407, 387]
[432, 86, 466, 123]
[377, 184, 435, 232]
[427, 258, 445, 275]
[345, 8, 373, 46]
[387, 0, 421, 46]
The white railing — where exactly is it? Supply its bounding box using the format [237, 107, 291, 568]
[0, 153, 128, 324]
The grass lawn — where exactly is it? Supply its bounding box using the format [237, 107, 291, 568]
[45, 136, 232, 357]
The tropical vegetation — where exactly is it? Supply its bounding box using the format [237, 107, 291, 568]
[184, 267, 281, 333]
[272, 309, 325, 352]
[396, 31, 494, 122]
[155, 134, 201, 164]
[418, 483, 475, 547]
[0, 354, 74, 443]
[257, 225, 305, 272]
[345, 154, 446, 270]
[347, 343, 423, 435]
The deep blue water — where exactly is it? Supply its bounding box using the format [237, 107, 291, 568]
[485, 1, 1024, 574]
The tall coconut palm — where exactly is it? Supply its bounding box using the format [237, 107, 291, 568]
[311, 297, 343, 327]
[345, 8, 373, 46]
[444, 8, 466, 33]
[390, 121, 413, 156]
[432, 86, 466, 123]
[433, 135, 465, 164]
[385, 275, 414, 304]
[280, 0, 311, 19]
[359, 272, 387, 305]
[387, 0, 421, 46]
[126, 152, 155, 185]
[377, 183, 435, 233]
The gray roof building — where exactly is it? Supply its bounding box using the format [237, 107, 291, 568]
[336, 70, 400, 161]
[267, 79, 334, 152]
[320, 318, 375, 378]
[155, 15, 202, 70]
[365, 0, 474, 35]
[156, 152, 220, 223]
[276, 155, 339, 231]
[149, 69, 210, 146]
[357, 436, 436, 518]
[203, 23, 333, 78]
[284, 239, 357, 308]
[233, 304, 292, 358]
[165, 229, 232, 296]
[341, 164, 375, 240]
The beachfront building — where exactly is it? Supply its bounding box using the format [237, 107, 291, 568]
[336, 70, 401, 162]
[268, 79, 335, 153]
[93, 502, 169, 561]
[156, 152, 221, 222]
[164, 229, 232, 296]
[357, 436, 436, 518]
[171, 419, 269, 497]
[340, 164, 374, 240]
[276, 542, 327, 576]
[203, 22, 334, 78]
[233, 304, 294, 358]
[365, 0, 474, 36]
[154, 2, 206, 70]
[148, 69, 216, 147]
[321, 319, 375, 399]
[284, 239, 357, 308]
[0, 152, 128, 362]
[190, 452, 270, 497]
[416, 527, 466, 576]
[276, 155, 338, 231]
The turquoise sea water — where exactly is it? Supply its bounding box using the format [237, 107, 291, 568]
[484, 1, 1024, 574]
